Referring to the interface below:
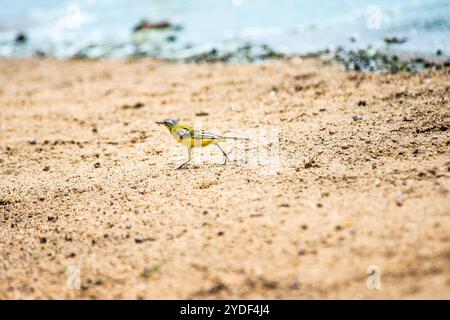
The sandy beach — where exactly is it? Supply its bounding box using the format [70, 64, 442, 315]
[0, 57, 449, 299]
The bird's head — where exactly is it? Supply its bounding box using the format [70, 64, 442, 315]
[156, 119, 178, 130]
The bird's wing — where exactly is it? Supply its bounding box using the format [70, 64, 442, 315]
[173, 127, 191, 139]
[190, 129, 223, 140]
[174, 126, 223, 141]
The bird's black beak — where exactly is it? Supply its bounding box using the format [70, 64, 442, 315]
[156, 121, 163, 125]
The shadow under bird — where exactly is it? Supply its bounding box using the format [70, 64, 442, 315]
[156, 119, 249, 169]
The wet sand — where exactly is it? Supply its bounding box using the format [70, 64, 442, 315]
[0, 57, 449, 299]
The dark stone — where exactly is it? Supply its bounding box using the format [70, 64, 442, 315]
[15, 32, 27, 44]
[121, 102, 144, 110]
[384, 36, 408, 44]
[134, 237, 156, 243]
[357, 100, 367, 107]
[133, 19, 172, 32]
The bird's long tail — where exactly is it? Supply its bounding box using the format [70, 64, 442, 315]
[223, 136, 251, 141]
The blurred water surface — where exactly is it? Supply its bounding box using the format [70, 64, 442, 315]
[0, 0, 448, 58]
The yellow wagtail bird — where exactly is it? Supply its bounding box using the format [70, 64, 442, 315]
[156, 119, 249, 170]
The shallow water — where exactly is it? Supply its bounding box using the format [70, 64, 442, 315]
[0, 0, 449, 58]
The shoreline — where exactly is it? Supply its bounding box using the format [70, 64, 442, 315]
[0, 57, 449, 299]
[2, 43, 449, 74]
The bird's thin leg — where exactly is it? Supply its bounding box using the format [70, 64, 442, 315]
[175, 147, 192, 170]
[215, 143, 229, 165]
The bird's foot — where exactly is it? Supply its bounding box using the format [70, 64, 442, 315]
[222, 148, 233, 165]
[175, 161, 189, 170]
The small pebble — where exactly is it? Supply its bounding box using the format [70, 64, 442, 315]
[134, 237, 156, 243]
[304, 161, 313, 169]
[357, 100, 367, 107]
[289, 281, 301, 289]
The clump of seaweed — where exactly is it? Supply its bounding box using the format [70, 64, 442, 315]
[327, 46, 449, 73]
[183, 43, 285, 63]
